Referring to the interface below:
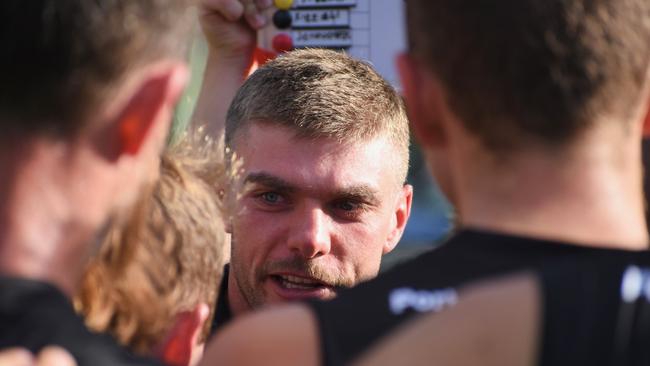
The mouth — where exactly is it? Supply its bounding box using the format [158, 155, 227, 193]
[274, 274, 327, 289]
[268, 274, 336, 301]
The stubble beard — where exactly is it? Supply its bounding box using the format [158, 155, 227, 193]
[229, 233, 268, 311]
[229, 233, 357, 311]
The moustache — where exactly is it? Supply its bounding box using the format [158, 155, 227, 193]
[258, 257, 355, 290]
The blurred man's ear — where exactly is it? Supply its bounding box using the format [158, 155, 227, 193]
[98, 64, 187, 160]
[396, 53, 447, 148]
[643, 97, 650, 137]
[225, 218, 233, 234]
[155, 303, 210, 366]
[384, 184, 413, 255]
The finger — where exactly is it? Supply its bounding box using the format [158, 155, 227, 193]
[36, 347, 76, 366]
[243, 0, 268, 29]
[0, 348, 33, 366]
[201, 0, 245, 22]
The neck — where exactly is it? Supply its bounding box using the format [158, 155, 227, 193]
[0, 139, 95, 297]
[451, 128, 648, 250]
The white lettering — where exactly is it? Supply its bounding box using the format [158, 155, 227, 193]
[621, 265, 650, 303]
[389, 287, 458, 316]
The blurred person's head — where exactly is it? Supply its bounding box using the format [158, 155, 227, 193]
[0, 0, 191, 294]
[399, 0, 650, 235]
[223, 49, 413, 314]
[76, 147, 227, 366]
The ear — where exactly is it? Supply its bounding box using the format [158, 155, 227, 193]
[643, 99, 650, 138]
[154, 303, 210, 366]
[396, 53, 447, 148]
[384, 184, 413, 254]
[114, 63, 188, 156]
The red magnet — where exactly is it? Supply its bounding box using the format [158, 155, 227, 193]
[272, 33, 293, 53]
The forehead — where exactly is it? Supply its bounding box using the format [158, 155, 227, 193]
[233, 123, 399, 193]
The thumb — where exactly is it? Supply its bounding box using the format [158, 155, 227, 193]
[0, 348, 33, 366]
[36, 347, 77, 366]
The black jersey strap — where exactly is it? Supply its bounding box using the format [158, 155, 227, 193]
[612, 265, 650, 366]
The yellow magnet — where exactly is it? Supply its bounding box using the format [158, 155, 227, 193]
[274, 0, 293, 10]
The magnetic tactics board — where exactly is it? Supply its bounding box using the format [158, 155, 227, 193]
[259, 0, 406, 88]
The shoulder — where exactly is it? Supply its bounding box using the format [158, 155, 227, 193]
[0, 277, 161, 366]
[201, 304, 320, 366]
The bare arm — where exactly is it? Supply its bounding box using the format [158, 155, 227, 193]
[191, 0, 272, 140]
[200, 304, 320, 366]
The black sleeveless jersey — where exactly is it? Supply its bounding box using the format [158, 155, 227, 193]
[308, 229, 649, 365]
[539, 254, 650, 366]
[0, 277, 163, 366]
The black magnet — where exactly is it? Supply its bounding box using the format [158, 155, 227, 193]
[273, 10, 292, 29]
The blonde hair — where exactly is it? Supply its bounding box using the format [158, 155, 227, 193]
[226, 48, 410, 184]
[76, 139, 227, 354]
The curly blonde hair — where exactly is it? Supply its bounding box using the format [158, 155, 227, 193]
[75, 139, 227, 354]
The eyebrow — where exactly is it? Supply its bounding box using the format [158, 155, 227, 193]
[244, 172, 297, 194]
[333, 186, 381, 207]
[244, 172, 381, 206]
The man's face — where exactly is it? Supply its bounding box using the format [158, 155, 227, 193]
[229, 123, 410, 309]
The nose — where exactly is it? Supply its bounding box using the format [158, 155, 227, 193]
[287, 207, 332, 259]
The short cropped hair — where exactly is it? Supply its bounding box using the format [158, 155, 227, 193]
[225, 49, 410, 184]
[0, 0, 191, 138]
[75, 147, 226, 354]
[406, 0, 650, 152]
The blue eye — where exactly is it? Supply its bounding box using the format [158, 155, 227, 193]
[332, 200, 368, 221]
[251, 191, 290, 211]
[261, 192, 282, 204]
[336, 201, 357, 211]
